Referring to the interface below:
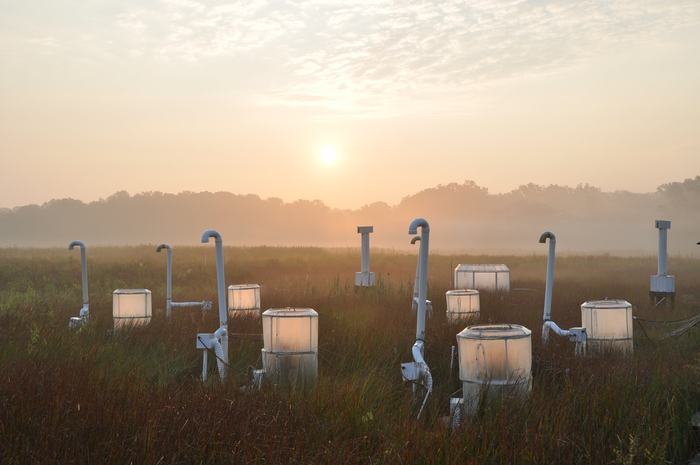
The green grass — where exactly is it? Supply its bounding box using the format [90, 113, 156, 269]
[1, 246, 700, 463]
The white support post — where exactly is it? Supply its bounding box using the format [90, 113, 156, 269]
[651, 220, 675, 306]
[355, 226, 375, 286]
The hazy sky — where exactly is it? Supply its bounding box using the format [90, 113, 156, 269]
[2, 0, 699, 210]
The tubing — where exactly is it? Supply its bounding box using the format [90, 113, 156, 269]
[212, 327, 227, 380]
[539, 232, 556, 322]
[202, 230, 228, 366]
[412, 340, 433, 420]
[411, 236, 421, 309]
[408, 219, 432, 420]
[543, 320, 569, 338]
[68, 241, 89, 319]
[539, 232, 556, 342]
[409, 218, 430, 342]
[156, 244, 173, 317]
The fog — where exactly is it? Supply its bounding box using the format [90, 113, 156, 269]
[1, 177, 699, 255]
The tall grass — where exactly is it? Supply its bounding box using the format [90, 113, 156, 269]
[1, 246, 700, 463]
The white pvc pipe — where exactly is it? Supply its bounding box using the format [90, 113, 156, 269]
[407, 218, 432, 420]
[156, 244, 172, 317]
[543, 320, 569, 338]
[539, 231, 555, 322]
[539, 231, 556, 342]
[68, 240, 89, 319]
[201, 229, 229, 369]
[411, 236, 421, 310]
[658, 228, 668, 276]
[361, 233, 370, 272]
[412, 340, 433, 420]
[409, 218, 430, 342]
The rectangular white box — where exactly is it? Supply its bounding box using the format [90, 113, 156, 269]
[651, 275, 675, 292]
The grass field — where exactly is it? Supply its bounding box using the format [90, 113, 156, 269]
[2, 245, 700, 463]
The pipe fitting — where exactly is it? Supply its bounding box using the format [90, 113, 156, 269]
[156, 243, 171, 253]
[539, 231, 556, 244]
[408, 218, 430, 235]
[202, 229, 223, 244]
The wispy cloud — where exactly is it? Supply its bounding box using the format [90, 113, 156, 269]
[18, 0, 700, 114]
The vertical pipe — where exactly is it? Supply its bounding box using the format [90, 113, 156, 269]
[658, 228, 667, 276]
[409, 219, 430, 342]
[539, 232, 556, 321]
[69, 241, 88, 309]
[157, 244, 172, 317]
[361, 233, 370, 272]
[202, 230, 228, 364]
[411, 236, 421, 303]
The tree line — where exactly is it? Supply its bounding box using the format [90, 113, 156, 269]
[1, 177, 699, 254]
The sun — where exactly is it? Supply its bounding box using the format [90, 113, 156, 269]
[321, 148, 337, 163]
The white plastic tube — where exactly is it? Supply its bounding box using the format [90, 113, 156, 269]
[156, 244, 173, 317]
[202, 230, 229, 368]
[68, 240, 89, 323]
[409, 218, 430, 342]
[211, 327, 227, 380]
[158, 244, 211, 316]
[408, 219, 433, 420]
[658, 227, 668, 276]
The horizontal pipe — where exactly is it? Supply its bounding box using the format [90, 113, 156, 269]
[171, 302, 209, 308]
[157, 243, 173, 317]
[543, 320, 569, 339]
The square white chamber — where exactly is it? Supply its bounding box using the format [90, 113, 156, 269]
[113, 289, 152, 329]
[454, 264, 510, 291]
[445, 289, 480, 323]
[228, 284, 261, 318]
[581, 299, 633, 354]
[261, 308, 318, 386]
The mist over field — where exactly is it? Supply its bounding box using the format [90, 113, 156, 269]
[1, 176, 699, 255]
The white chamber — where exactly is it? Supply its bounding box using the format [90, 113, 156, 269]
[456, 324, 532, 415]
[454, 264, 510, 291]
[261, 308, 318, 386]
[113, 289, 152, 329]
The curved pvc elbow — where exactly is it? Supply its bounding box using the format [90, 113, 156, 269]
[539, 231, 556, 244]
[408, 218, 430, 235]
[543, 320, 569, 341]
[156, 243, 171, 253]
[201, 229, 222, 244]
[214, 327, 227, 340]
[68, 240, 85, 251]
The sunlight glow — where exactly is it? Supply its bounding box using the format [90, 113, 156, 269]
[321, 148, 337, 163]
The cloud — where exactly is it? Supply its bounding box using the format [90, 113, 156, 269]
[15, 0, 700, 114]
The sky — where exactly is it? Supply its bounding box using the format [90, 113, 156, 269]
[1, 0, 699, 211]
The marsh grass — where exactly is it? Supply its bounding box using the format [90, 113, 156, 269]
[2, 246, 700, 463]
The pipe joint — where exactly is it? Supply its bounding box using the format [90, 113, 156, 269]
[539, 231, 556, 244]
[156, 243, 171, 253]
[201, 229, 223, 244]
[408, 218, 430, 234]
[68, 240, 85, 251]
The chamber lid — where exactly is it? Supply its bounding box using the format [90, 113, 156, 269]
[262, 308, 317, 318]
[113, 289, 151, 295]
[457, 324, 531, 340]
[455, 264, 509, 272]
[228, 284, 260, 290]
[446, 289, 479, 296]
[582, 299, 631, 309]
